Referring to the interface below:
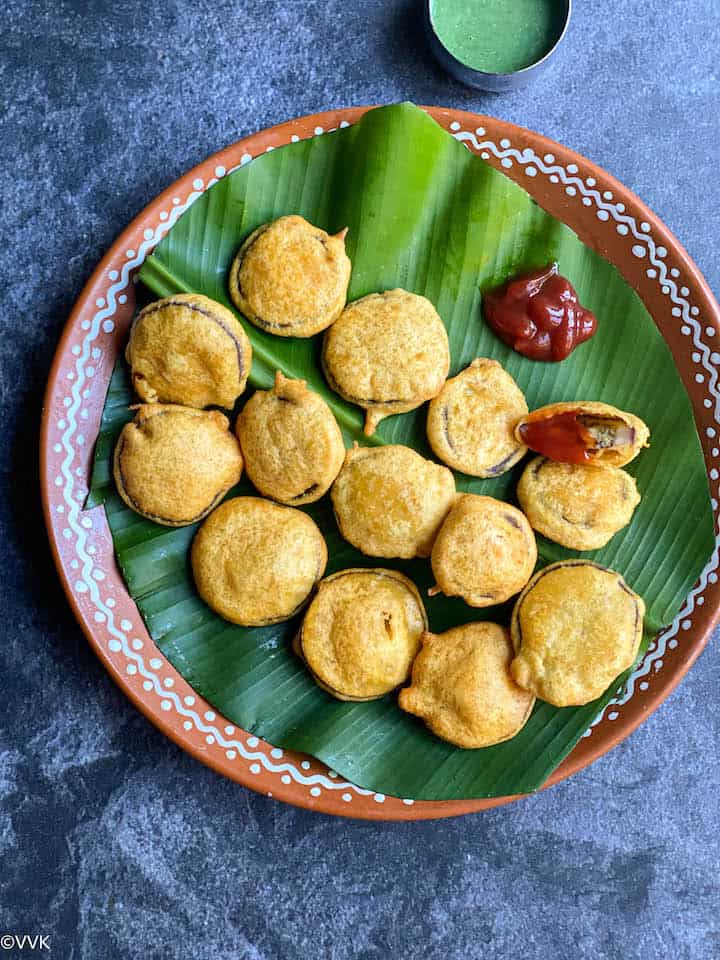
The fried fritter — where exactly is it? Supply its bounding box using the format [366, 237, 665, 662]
[126, 293, 252, 409]
[113, 404, 243, 526]
[331, 444, 456, 558]
[427, 358, 528, 477]
[517, 456, 641, 550]
[399, 622, 535, 748]
[191, 497, 327, 626]
[430, 494, 537, 607]
[516, 401, 650, 467]
[228, 215, 351, 337]
[296, 568, 428, 701]
[510, 560, 645, 706]
[322, 289, 450, 435]
[236, 371, 345, 505]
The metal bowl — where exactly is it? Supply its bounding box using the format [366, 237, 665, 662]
[424, 0, 572, 92]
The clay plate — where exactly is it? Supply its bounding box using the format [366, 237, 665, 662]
[41, 107, 720, 820]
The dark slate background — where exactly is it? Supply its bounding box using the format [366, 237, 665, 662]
[2, 1, 719, 957]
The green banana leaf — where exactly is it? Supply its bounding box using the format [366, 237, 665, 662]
[87, 103, 713, 800]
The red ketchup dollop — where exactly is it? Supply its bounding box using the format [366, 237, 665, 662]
[483, 264, 597, 361]
[518, 411, 593, 464]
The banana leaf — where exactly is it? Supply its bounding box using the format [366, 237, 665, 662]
[87, 103, 713, 800]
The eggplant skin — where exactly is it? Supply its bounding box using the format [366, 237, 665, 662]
[515, 400, 650, 467]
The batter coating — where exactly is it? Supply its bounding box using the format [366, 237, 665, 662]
[114, 405, 243, 526]
[331, 444, 456, 558]
[510, 560, 645, 707]
[126, 293, 252, 409]
[516, 401, 650, 467]
[322, 289, 450, 436]
[228, 215, 351, 337]
[399, 623, 535, 749]
[236, 371, 345, 505]
[191, 497, 327, 626]
[296, 568, 428, 701]
[427, 358, 528, 477]
[517, 457, 641, 550]
[430, 494, 537, 607]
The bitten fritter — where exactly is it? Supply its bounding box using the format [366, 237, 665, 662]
[517, 456, 641, 550]
[126, 293, 252, 409]
[113, 405, 243, 526]
[510, 560, 645, 707]
[322, 289, 450, 436]
[516, 401, 650, 467]
[296, 568, 428, 701]
[191, 497, 327, 626]
[228, 215, 351, 337]
[399, 622, 535, 749]
[427, 358, 528, 477]
[331, 444, 456, 558]
[236, 371, 345, 505]
[430, 494, 537, 607]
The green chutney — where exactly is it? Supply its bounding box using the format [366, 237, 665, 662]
[430, 0, 566, 74]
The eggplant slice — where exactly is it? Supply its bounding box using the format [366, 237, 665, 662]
[427, 358, 528, 477]
[229, 215, 351, 338]
[510, 560, 645, 707]
[236, 371, 345, 505]
[399, 623, 535, 749]
[114, 404, 243, 527]
[297, 568, 428, 701]
[126, 293, 252, 409]
[515, 400, 650, 467]
[191, 496, 327, 627]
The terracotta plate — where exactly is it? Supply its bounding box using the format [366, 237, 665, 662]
[41, 107, 720, 820]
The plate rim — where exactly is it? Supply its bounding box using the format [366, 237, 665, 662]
[41, 104, 720, 821]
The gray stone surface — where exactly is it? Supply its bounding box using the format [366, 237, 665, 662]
[2, 1, 719, 957]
